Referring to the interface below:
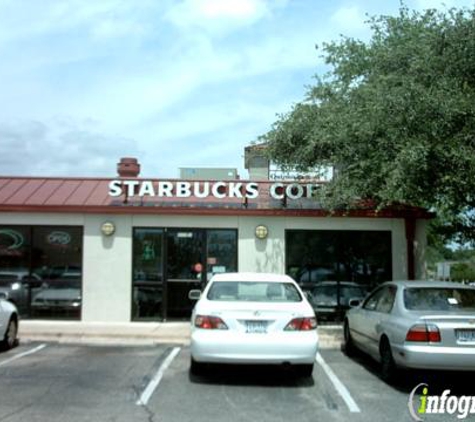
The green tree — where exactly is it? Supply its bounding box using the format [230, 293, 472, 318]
[451, 262, 475, 282]
[262, 5, 475, 244]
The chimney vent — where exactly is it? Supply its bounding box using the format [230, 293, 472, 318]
[117, 157, 140, 178]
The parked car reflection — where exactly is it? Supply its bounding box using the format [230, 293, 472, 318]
[308, 281, 368, 321]
[133, 286, 162, 318]
[0, 271, 42, 314]
[31, 277, 81, 317]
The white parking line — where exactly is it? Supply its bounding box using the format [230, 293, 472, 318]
[136, 347, 181, 406]
[316, 352, 361, 413]
[0, 344, 47, 367]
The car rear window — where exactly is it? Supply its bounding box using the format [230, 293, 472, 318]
[404, 287, 475, 311]
[207, 281, 302, 302]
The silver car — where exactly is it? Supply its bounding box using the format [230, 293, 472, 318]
[344, 280, 475, 381]
[189, 272, 319, 377]
[0, 292, 19, 350]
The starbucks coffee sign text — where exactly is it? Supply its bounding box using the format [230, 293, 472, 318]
[108, 180, 321, 200]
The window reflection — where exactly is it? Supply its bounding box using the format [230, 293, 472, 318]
[286, 230, 392, 321]
[206, 230, 237, 281]
[31, 227, 82, 319]
[132, 229, 164, 320]
[167, 230, 205, 281]
[0, 227, 32, 315]
[0, 226, 82, 319]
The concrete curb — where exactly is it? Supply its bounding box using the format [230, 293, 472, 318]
[18, 321, 343, 349]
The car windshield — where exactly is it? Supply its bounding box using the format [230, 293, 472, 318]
[404, 287, 475, 311]
[47, 280, 80, 289]
[207, 281, 302, 302]
[312, 285, 366, 300]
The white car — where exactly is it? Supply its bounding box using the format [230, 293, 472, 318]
[0, 292, 19, 350]
[189, 272, 319, 377]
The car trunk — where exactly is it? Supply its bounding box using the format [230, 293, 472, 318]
[201, 300, 309, 333]
[417, 312, 475, 347]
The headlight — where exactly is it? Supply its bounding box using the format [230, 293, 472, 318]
[11, 282, 21, 291]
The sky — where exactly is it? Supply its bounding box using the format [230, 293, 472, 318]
[0, 0, 474, 179]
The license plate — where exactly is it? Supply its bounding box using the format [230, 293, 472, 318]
[456, 329, 475, 343]
[245, 321, 268, 334]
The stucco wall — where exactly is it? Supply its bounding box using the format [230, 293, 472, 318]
[82, 215, 133, 322]
[415, 219, 428, 280]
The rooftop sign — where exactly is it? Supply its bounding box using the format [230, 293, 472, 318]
[108, 180, 322, 200]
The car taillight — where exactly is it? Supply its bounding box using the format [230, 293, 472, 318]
[284, 317, 317, 331]
[405, 324, 441, 343]
[194, 315, 228, 330]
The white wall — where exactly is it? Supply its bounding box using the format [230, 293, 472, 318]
[82, 215, 133, 322]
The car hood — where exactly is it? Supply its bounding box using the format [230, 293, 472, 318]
[33, 289, 81, 301]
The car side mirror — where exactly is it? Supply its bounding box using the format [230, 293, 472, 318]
[0, 292, 7, 300]
[188, 290, 202, 301]
[348, 298, 362, 308]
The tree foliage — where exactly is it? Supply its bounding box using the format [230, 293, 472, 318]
[261, 6, 475, 244]
[451, 262, 475, 282]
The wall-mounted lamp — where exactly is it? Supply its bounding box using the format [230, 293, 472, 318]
[101, 221, 116, 236]
[255, 224, 269, 239]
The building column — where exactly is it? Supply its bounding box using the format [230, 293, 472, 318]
[405, 218, 416, 280]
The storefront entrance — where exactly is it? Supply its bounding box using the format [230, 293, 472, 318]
[132, 227, 237, 321]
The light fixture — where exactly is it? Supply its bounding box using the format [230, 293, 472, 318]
[255, 224, 268, 239]
[101, 221, 116, 236]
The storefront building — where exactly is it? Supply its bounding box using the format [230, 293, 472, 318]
[0, 158, 432, 322]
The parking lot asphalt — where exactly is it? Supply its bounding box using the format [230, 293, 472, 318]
[2, 342, 472, 422]
[18, 320, 344, 348]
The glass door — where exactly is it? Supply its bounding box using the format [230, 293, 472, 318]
[132, 229, 164, 321]
[166, 229, 206, 319]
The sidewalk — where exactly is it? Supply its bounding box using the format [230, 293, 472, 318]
[18, 320, 343, 349]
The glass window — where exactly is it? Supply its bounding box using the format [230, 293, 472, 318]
[133, 229, 164, 282]
[286, 230, 392, 289]
[286, 230, 392, 321]
[206, 230, 237, 281]
[207, 281, 302, 302]
[363, 287, 386, 311]
[0, 226, 83, 319]
[0, 226, 32, 315]
[132, 229, 164, 321]
[167, 230, 205, 281]
[311, 283, 368, 307]
[404, 288, 475, 311]
[376, 286, 397, 313]
[30, 227, 82, 320]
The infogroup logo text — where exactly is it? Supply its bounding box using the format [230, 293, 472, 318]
[408, 383, 475, 420]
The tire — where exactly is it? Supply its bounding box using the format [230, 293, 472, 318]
[380, 338, 396, 383]
[296, 363, 314, 378]
[343, 320, 357, 357]
[190, 357, 205, 376]
[1, 316, 18, 350]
